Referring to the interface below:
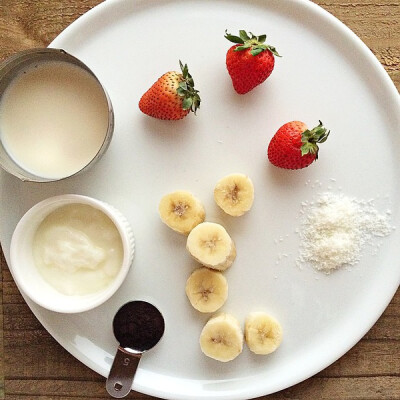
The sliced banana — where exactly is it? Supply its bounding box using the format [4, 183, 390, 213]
[186, 222, 236, 271]
[199, 313, 243, 362]
[244, 312, 283, 355]
[159, 190, 205, 235]
[185, 267, 228, 313]
[214, 173, 254, 217]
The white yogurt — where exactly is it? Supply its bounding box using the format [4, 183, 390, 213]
[0, 60, 109, 179]
[33, 203, 123, 295]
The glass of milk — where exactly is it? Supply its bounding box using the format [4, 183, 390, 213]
[0, 48, 114, 182]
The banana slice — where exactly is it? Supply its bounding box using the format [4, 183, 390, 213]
[186, 222, 236, 271]
[244, 312, 283, 355]
[159, 190, 205, 235]
[185, 267, 228, 313]
[199, 313, 243, 362]
[214, 173, 254, 216]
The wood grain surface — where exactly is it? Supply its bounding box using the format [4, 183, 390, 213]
[0, 1, 399, 399]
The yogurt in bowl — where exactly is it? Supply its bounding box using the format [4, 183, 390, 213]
[10, 194, 135, 313]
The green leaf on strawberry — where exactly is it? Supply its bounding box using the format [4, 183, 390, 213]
[300, 121, 330, 158]
[239, 30, 251, 41]
[224, 29, 281, 57]
[177, 60, 201, 113]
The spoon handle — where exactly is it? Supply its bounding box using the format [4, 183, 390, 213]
[106, 346, 142, 398]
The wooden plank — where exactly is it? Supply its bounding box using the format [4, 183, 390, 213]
[0, 0, 101, 60]
[4, 396, 149, 400]
[320, 340, 400, 377]
[4, 394, 154, 400]
[4, 376, 400, 400]
[383, 289, 400, 316]
[5, 379, 153, 399]
[314, 0, 400, 42]
[0, 250, 4, 399]
[3, 303, 43, 331]
[3, 338, 99, 381]
[281, 376, 400, 400]
[2, 275, 24, 306]
[365, 314, 400, 340]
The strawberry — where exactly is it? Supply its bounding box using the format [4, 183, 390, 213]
[267, 121, 330, 170]
[225, 30, 280, 94]
[139, 61, 200, 120]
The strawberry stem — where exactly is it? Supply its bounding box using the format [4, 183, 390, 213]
[224, 29, 281, 57]
[177, 60, 201, 114]
[300, 121, 330, 159]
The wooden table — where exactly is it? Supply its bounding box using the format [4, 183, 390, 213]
[0, 1, 399, 399]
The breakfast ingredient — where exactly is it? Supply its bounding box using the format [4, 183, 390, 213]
[297, 192, 392, 273]
[139, 61, 200, 120]
[33, 204, 123, 295]
[267, 120, 330, 170]
[186, 222, 236, 271]
[214, 173, 254, 216]
[225, 29, 280, 94]
[159, 190, 205, 235]
[185, 267, 228, 313]
[0, 61, 110, 179]
[245, 312, 283, 355]
[200, 313, 243, 362]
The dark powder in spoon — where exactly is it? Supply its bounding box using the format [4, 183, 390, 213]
[113, 301, 165, 352]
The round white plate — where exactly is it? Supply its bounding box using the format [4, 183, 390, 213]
[1, 0, 400, 399]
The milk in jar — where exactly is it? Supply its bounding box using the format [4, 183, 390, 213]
[0, 60, 110, 179]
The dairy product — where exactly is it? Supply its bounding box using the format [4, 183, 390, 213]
[0, 60, 109, 179]
[33, 203, 123, 295]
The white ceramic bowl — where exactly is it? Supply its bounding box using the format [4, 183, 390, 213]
[10, 194, 135, 313]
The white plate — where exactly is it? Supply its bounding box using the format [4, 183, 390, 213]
[1, 0, 400, 399]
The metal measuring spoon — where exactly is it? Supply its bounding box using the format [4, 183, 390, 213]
[106, 301, 165, 398]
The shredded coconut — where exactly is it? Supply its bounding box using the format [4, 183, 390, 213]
[297, 192, 392, 273]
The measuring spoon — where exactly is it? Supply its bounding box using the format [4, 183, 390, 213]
[106, 301, 165, 398]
